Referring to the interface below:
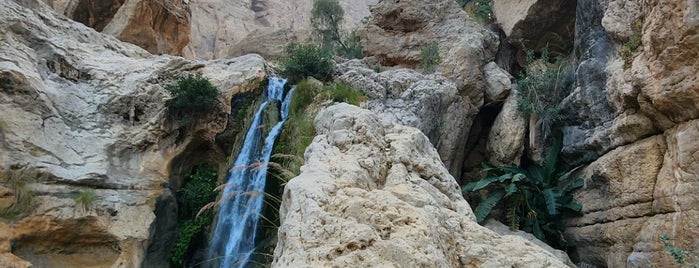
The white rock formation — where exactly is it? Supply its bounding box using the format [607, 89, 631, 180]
[272, 103, 569, 267]
[0, 1, 266, 266]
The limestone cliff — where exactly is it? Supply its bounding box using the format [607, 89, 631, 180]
[0, 0, 266, 266]
[490, 0, 699, 266]
[272, 103, 570, 267]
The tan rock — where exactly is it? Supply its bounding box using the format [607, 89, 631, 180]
[42, 0, 190, 55]
[357, 0, 498, 104]
[486, 90, 526, 166]
[272, 104, 569, 267]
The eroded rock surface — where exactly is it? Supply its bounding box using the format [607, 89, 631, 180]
[272, 103, 569, 267]
[357, 0, 498, 104]
[43, 0, 191, 55]
[335, 59, 478, 179]
[0, 1, 266, 266]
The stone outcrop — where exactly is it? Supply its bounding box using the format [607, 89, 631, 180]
[272, 103, 569, 267]
[357, 0, 498, 105]
[486, 90, 526, 166]
[545, 0, 699, 266]
[42, 0, 191, 55]
[0, 0, 266, 266]
[335, 59, 478, 180]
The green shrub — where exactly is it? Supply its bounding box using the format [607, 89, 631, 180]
[462, 135, 583, 250]
[619, 20, 643, 69]
[165, 73, 221, 115]
[420, 42, 441, 74]
[516, 49, 573, 138]
[290, 80, 322, 114]
[463, 0, 493, 24]
[280, 43, 335, 84]
[171, 164, 218, 266]
[660, 234, 699, 267]
[325, 82, 363, 106]
[0, 168, 37, 220]
[73, 188, 97, 212]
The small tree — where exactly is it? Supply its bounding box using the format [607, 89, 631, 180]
[311, 0, 362, 59]
[165, 73, 220, 116]
[420, 42, 441, 74]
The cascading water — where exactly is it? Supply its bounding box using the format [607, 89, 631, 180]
[208, 77, 293, 268]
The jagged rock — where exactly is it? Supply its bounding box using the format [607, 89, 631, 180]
[357, 0, 498, 105]
[491, 0, 577, 57]
[0, 1, 266, 266]
[272, 103, 570, 267]
[42, 0, 191, 55]
[486, 90, 526, 166]
[335, 60, 478, 179]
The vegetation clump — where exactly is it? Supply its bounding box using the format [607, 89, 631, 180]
[171, 164, 218, 267]
[0, 168, 37, 220]
[279, 43, 335, 84]
[165, 73, 221, 127]
[73, 188, 97, 212]
[420, 41, 441, 74]
[462, 135, 583, 251]
[516, 49, 574, 139]
[660, 234, 698, 267]
[619, 20, 643, 69]
[458, 0, 493, 24]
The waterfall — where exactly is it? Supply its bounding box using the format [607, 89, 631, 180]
[208, 77, 293, 268]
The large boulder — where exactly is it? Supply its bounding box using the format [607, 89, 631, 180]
[357, 0, 498, 106]
[272, 103, 570, 267]
[0, 1, 266, 266]
[335, 60, 478, 180]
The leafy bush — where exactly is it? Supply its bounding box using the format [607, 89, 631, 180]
[462, 135, 583, 250]
[660, 234, 698, 267]
[73, 188, 97, 212]
[420, 41, 441, 74]
[619, 20, 643, 69]
[166, 73, 221, 116]
[280, 43, 335, 84]
[516, 49, 573, 138]
[171, 165, 218, 266]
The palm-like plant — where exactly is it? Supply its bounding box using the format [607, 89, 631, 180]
[462, 135, 583, 249]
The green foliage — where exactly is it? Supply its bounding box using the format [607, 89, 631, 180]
[420, 42, 441, 74]
[660, 234, 699, 267]
[462, 0, 493, 24]
[290, 80, 322, 115]
[325, 82, 363, 106]
[171, 165, 218, 266]
[166, 73, 221, 117]
[0, 168, 37, 220]
[310, 0, 363, 59]
[619, 20, 643, 69]
[462, 135, 583, 250]
[280, 43, 335, 84]
[516, 49, 573, 138]
[73, 188, 97, 212]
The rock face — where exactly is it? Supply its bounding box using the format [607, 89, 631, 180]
[335, 59, 478, 180]
[187, 0, 376, 59]
[549, 0, 699, 266]
[0, 0, 266, 266]
[357, 0, 498, 103]
[272, 103, 569, 267]
[491, 0, 576, 57]
[42, 0, 191, 55]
